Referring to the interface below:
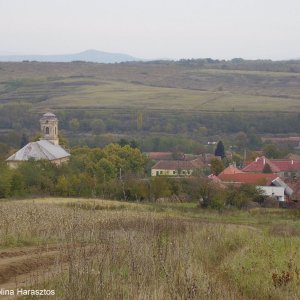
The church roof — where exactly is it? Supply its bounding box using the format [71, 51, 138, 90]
[6, 140, 70, 162]
[40, 112, 57, 120]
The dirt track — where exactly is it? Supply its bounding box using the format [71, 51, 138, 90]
[0, 245, 65, 299]
[0, 243, 100, 299]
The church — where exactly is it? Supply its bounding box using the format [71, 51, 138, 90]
[6, 112, 70, 168]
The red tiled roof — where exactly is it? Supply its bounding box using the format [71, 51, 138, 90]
[271, 160, 300, 171]
[219, 165, 244, 176]
[243, 157, 280, 173]
[146, 152, 176, 160]
[218, 172, 278, 185]
[152, 159, 203, 170]
[243, 156, 300, 173]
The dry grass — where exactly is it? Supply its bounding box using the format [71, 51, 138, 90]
[1, 198, 300, 299]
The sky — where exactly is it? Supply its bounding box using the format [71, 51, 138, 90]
[0, 0, 300, 60]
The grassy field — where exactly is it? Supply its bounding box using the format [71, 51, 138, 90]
[1, 198, 300, 299]
[1, 62, 300, 113]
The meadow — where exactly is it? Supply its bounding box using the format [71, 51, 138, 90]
[1, 198, 300, 299]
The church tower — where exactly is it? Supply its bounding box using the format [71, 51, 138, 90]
[40, 112, 59, 145]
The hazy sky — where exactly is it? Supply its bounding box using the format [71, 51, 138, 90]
[0, 0, 299, 60]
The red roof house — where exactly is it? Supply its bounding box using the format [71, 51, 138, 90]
[242, 156, 300, 178]
[218, 165, 244, 176]
[218, 172, 278, 185]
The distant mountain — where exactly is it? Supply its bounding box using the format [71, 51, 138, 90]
[0, 49, 141, 63]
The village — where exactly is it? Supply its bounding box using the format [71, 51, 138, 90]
[3, 112, 300, 208]
[2, 0, 300, 298]
[149, 150, 300, 204]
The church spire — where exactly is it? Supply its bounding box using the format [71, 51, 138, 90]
[40, 112, 59, 145]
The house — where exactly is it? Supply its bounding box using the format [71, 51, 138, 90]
[285, 178, 300, 201]
[151, 159, 203, 176]
[285, 153, 300, 161]
[217, 166, 293, 201]
[6, 112, 70, 168]
[218, 172, 278, 185]
[242, 156, 300, 178]
[258, 186, 285, 202]
[218, 164, 244, 176]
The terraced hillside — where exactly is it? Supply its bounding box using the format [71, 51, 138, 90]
[1, 61, 300, 112]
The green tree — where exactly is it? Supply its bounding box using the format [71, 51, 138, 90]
[137, 112, 143, 131]
[20, 133, 29, 148]
[214, 141, 225, 158]
[235, 131, 248, 150]
[262, 163, 273, 173]
[210, 158, 225, 175]
[0, 165, 11, 198]
[10, 172, 25, 196]
[56, 175, 69, 196]
[263, 143, 282, 159]
[150, 177, 172, 200]
[95, 158, 116, 181]
[188, 177, 219, 208]
[69, 118, 80, 132]
[91, 119, 106, 134]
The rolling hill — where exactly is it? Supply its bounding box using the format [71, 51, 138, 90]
[0, 49, 141, 63]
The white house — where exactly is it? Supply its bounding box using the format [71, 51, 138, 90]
[258, 186, 285, 202]
[151, 159, 203, 177]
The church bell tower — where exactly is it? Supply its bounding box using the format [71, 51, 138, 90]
[40, 112, 59, 145]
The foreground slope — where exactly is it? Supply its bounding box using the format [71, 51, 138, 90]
[1, 198, 300, 299]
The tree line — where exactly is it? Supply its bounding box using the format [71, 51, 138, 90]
[0, 142, 267, 210]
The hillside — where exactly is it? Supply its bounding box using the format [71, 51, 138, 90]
[1, 60, 300, 112]
[0, 60, 300, 149]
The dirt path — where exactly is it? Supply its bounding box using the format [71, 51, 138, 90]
[0, 244, 97, 299]
[0, 245, 62, 299]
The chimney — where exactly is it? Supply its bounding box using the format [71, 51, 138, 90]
[263, 157, 266, 165]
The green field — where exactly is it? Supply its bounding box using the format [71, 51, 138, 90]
[1, 198, 300, 299]
[1, 61, 300, 113]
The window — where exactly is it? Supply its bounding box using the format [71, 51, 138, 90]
[45, 127, 49, 134]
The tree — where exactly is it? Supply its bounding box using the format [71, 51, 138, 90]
[262, 163, 273, 173]
[91, 119, 105, 134]
[20, 133, 29, 148]
[56, 175, 69, 196]
[215, 141, 225, 158]
[188, 177, 219, 208]
[137, 112, 143, 131]
[69, 118, 80, 132]
[263, 143, 282, 159]
[0, 165, 11, 198]
[150, 177, 172, 200]
[235, 131, 248, 150]
[95, 158, 116, 181]
[210, 158, 225, 175]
